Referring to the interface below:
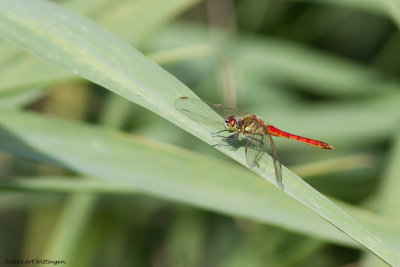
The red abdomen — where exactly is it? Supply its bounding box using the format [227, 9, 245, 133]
[267, 125, 334, 149]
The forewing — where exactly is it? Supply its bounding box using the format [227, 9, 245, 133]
[174, 97, 222, 127]
[209, 103, 249, 121]
[174, 97, 249, 126]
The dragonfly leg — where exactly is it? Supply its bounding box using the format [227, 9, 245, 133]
[212, 133, 239, 147]
[211, 129, 227, 137]
[226, 133, 240, 146]
[245, 134, 265, 146]
[212, 134, 230, 139]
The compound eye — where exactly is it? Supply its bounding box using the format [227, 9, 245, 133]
[228, 116, 236, 126]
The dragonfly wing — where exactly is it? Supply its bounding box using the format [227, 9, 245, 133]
[245, 132, 283, 189]
[209, 104, 249, 121]
[266, 131, 283, 189]
[175, 97, 249, 124]
[174, 97, 223, 127]
[245, 134, 265, 168]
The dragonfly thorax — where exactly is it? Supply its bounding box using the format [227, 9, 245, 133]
[224, 116, 237, 132]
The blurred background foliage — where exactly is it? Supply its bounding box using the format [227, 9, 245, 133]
[0, 0, 400, 266]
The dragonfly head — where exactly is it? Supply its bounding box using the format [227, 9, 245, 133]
[224, 116, 237, 132]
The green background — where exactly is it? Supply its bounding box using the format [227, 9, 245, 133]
[0, 0, 400, 266]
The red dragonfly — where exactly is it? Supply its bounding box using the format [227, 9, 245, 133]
[175, 97, 334, 189]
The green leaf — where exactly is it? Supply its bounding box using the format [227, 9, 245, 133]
[0, 0, 399, 265]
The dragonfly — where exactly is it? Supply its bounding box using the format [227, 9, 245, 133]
[174, 96, 334, 189]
